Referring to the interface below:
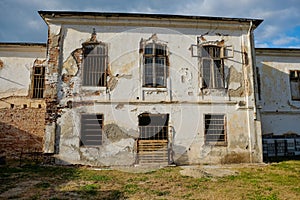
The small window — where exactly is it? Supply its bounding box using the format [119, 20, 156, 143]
[290, 70, 300, 101]
[32, 66, 45, 98]
[204, 114, 226, 145]
[80, 114, 103, 146]
[82, 44, 107, 87]
[201, 46, 224, 88]
[143, 43, 167, 88]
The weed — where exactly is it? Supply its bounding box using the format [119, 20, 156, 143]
[247, 192, 279, 200]
[151, 190, 170, 196]
[90, 175, 111, 182]
[80, 184, 99, 195]
[123, 183, 139, 194]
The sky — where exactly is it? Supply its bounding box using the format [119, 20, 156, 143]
[0, 0, 300, 48]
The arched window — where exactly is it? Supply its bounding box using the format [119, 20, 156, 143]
[143, 43, 167, 87]
[82, 43, 107, 87]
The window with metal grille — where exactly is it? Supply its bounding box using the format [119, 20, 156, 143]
[204, 114, 226, 145]
[201, 46, 224, 88]
[80, 114, 103, 146]
[290, 70, 300, 100]
[82, 44, 107, 87]
[32, 66, 45, 98]
[143, 43, 167, 87]
[138, 113, 169, 140]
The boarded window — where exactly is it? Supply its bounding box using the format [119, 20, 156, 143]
[143, 43, 167, 87]
[204, 114, 226, 145]
[32, 66, 45, 98]
[138, 113, 169, 140]
[82, 44, 107, 86]
[201, 46, 224, 88]
[80, 114, 103, 146]
[290, 70, 300, 100]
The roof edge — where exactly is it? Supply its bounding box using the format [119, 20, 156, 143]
[38, 10, 263, 27]
[0, 42, 46, 47]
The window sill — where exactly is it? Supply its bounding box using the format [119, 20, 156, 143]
[205, 142, 227, 147]
[288, 100, 300, 108]
[80, 145, 102, 148]
[81, 86, 107, 91]
[142, 87, 167, 91]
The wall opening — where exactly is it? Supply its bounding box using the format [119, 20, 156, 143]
[137, 113, 169, 165]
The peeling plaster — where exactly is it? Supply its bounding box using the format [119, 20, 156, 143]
[103, 123, 133, 143]
[228, 66, 245, 97]
[62, 49, 81, 77]
[0, 59, 4, 69]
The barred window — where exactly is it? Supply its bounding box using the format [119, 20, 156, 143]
[290, 70, 300, 100]
[80, 114, 103, 146]
[82, 44, 107, 87]
[138, 113, 169, 140]
[201, 46, 224, 88]
[204, 114, 226, 145]
[143, 43, 167, 87]
[32, 65, 45, 98]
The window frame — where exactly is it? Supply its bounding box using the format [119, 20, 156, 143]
[204, 114, 227, 146]
[142, 43, 168, 88]
[80, 114, 103, 147]
[32, 65, 45, 99]
[82, 43, 108, 87]
[138, 113, 169, 141]
[290, 70, 300, 101]
[200, 45, 225, 89]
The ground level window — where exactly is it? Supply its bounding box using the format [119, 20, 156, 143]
[290, 70, 300, 100]
[138, 113, 169, 140]
[204, 114, 226, 145]
[80, 114, 103, 146]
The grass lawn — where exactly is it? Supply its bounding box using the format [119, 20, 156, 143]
[0, 160, 299, 200]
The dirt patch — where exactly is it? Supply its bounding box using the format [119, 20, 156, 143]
[180, 165, 239, 178]
[0, 180, 41, 198]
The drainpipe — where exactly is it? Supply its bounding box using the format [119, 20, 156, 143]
[246, 21, 261, 163]
[244, 21, 253, 163]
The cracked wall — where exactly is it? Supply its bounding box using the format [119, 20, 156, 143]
[256, 49, 300, 137]
[41, 14, 261, 166]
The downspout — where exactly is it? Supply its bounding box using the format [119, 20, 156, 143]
[244, 21, 253, 163]
[246, 21, 260, 163]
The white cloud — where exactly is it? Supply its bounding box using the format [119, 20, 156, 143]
[273, 36, 299, 46]
[1, 0, 300, 48]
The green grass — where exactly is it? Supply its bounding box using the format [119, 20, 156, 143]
[0, 160, 299, 199]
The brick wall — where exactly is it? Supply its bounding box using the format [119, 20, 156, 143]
[0, 107, 46, 159]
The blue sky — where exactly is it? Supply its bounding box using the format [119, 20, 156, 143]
[0, 0, 300, 48]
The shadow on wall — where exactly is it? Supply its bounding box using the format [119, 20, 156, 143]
[0, 121, 44, 159]
[259, 62, 300, 135]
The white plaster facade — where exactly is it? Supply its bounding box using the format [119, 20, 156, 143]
[37, 11, 263, 166]
[0, 43, 46, 108]
[256, 48, 300, 136]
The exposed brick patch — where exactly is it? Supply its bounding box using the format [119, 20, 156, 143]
[0, 107, 46, 159]
[0, 59, 3, 69]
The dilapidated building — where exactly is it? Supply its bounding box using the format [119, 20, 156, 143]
[256, 48, 300, 159]
[0, 11, 299, 166]
[37, 11, 263, 166]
